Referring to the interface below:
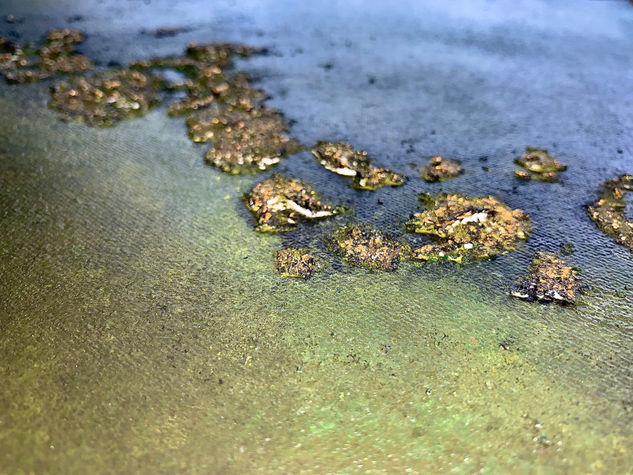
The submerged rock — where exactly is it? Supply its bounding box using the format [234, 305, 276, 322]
[274, 248, 322, 278]
[311, 141, 406, 190]
[0, 29, 93, 84]
[587, 174, 633, 248]
[406, 193, 530, 262]
[245, 174, 339, 232]
[514, 147, 566, 182]
[49, 68, 164, 126]
[329, 224, 409, 271]
[420, 156, 463, 182]
[512, 251, 579, 305]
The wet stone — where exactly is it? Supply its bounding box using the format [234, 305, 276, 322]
[511, 251, 580, 305]
[407, 193, 531, 263]
[204, 107, 302, 174]
[514, 147, 566, 182]
[311, 141, 406, 190]
[274, 248, 322, 279]
[245, 174, 338, 232]
[49, 68, 164, 126]
[1, 29, 93, 84]
[420, 155, 463, 182]
[587, 174, 633, 248]
[330, 224, 409, 271]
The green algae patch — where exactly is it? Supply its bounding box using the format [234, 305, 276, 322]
[274, 247, 323, 278]
[514, 147, 567, 182]
[587, 174, 633, 248]
[0, 29, 93, 84]
[245, 174, 339, 232]
[49, 69, 164, 126]
[407, 193, 530, 263]
[420, 155, 463, 182]
[311, 141, 406, 190]
[329, 224, 410, 271]
[511, 251, 580, 305]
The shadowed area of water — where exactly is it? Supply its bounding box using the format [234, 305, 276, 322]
[1, 0, 633, 472]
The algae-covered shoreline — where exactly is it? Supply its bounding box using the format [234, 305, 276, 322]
[2, 0, 633, 473]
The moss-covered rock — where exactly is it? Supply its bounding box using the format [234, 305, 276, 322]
[511, 251, 579, 305]
[329, 224, 410, 271]
[407, 193, 530, 263]
[514, 147, 566, 182]
[49, 68, 164, 126]
[274, 248, 322, 278]
[245, 174, 339, 232]
[311, 141, 406, 190]
[587, 174, 633, 248]
[420, 156, 463, 182]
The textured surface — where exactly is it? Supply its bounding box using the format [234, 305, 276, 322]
[1, 0, 633, 473]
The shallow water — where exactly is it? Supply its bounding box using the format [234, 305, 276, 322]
[1, 0, 633, 473]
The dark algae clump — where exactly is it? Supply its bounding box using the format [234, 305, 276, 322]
[514, 147, 567, 182]
[274, 248, 322, 278]
[49, 69, 164, 126]
[329, 224, 409, 271]
[511, 251, 580, 305]
[0, 29, 93, 83]
[245, 174, 339, 232]
[587, 174, 633, 248]
[311, 141, 406, 190]
[420, 155, 463, 182]
[406, 193, 531, 263]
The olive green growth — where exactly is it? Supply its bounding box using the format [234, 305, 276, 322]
[587, 174, 633, 248]
[511, 251, 580, 305]
[245, 174, 339, 232]
[406, 193, 531, 263]
[329, 224, 410, 271]
[420, 155, 463, 182]
[312, 141, 406, 190]
[0, 29, 93, 84]
[514, 147, 567, 182]
[274, 248, 322, 278]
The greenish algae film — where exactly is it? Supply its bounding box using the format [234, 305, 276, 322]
[1, 83, 633, 474]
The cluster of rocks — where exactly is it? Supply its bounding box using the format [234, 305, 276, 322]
[8, 28, 628, 305]
[0, 29, 93, 83]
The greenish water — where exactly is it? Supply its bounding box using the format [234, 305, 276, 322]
[2, 0, 633, 472]
[1, 83, 633, 473]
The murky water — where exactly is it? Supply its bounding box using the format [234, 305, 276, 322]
[1, 0, 633, 473]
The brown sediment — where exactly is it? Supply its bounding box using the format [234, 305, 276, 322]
[49, 69, 164, 126]
[0, 29, 93, 84]
[587, 174, 633, 248]
[511, 251, 580, 305]
[245, 174, 339, 232]
[311, 141, 406, 190]
[514, 147, 566, 182]
[329, 224, 410, 271]
[406, 193, 531, 263]
[420, 155, 463, 182]
[274, 248, 322, 278]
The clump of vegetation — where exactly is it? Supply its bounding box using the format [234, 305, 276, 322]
[274, 248, 322, 278]
[406, 193, 531, 263]
[245, 174, 339, 232]
[586, 174, 633, 248]
[329, 224, 410, 271]
[511, 251, 580, 305]
[0, 29, 93, 83]
[311, 141, 406, 190]
[514, 147, 567, 182]
[420, 155, 463, 182]
[49, 69, 164, 126]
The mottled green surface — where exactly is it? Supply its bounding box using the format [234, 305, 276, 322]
[2, 0, 633, 473]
